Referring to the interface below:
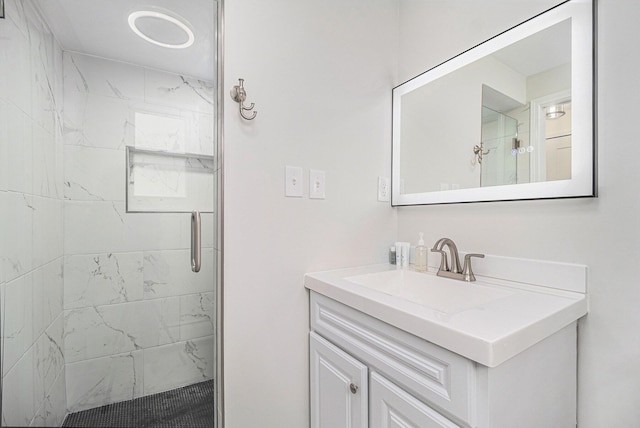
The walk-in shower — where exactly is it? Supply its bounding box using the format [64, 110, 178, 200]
[479, 106, 519, 187]
[0, 0, 222, 426]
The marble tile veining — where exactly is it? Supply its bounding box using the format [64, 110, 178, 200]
[4, 102, 34, 195]
[63, 53, 145, 101]
[142, 336, 214, 395]
[4, 0, 30, 38]
[65, 351, 144, 413]
[4, 192, 34, 282]
[0, 12, 32, 115]
[63, 201, 186, 254]
[32, 368, 67, 428]
[35, 314, 65, 408]
[64, 299, 180, 363]
[180, 293, 215, 341]
[64, 145, 125, 202]
[2, 344, 36, 427]
[64, 252, 143, 309]
[63, 90, 134, 150]
[1, 2, 66, 426]
[32, 125, 58, 199]
[143, 249, 215, 299]
[144, 69, 214, 113]
[59, 51, 217, 413]
[29, 12, 58, 135]
[31, 196, 63, 268]
[32, 258, 64, 339]
[3, 273, 34, 375]
[64, 306, 140, 363]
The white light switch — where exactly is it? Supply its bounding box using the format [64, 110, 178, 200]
[285, 166, 303, 197]
[378, 176, 390, 202]
[309, 169, 326, 199]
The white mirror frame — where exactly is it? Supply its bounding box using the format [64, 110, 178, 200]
[392, 0, 595, 206]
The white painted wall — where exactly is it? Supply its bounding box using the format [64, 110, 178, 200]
[397, 0, 640, 426]
[224, 0, 640, 426]
[223, 1, 399, 426]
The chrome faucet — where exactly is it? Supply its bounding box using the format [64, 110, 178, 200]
[430, 238, 484, 282]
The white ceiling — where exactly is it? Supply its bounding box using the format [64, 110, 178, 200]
[35, 0, 217, 81]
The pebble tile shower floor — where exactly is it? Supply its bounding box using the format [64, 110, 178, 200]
[62, 380, 214, 428]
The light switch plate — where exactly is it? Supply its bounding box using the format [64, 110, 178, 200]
[309, 169, 326, 199]
[285, 166, 303, 197]
[378, 176, 390, 202]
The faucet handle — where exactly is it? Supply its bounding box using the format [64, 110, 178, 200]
[462, 253, 485, 282]
[430, 249, 449, 272]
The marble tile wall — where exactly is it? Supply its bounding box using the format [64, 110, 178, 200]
[62, 51, 217, 413]
[0, 0, 67, 426]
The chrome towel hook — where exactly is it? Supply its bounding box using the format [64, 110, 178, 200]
[230, 78, 257, 120]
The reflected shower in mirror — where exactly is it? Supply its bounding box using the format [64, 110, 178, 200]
[478, 105, 519, 187]
[400, 19, 571, 192]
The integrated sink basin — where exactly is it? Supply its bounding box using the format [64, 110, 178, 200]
[305, 262, 588, 367]
[345, 269, 513, 314]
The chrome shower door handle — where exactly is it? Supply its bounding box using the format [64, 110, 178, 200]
[191, 210, 201, 273]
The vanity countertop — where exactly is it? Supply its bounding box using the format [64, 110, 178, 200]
[304, 263, 587, 367]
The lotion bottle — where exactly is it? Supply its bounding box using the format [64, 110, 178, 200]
[415, 232, 428, 272]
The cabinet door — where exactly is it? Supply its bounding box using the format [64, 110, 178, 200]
[310, 332, 368, 428]
[370, 372, 461, 428]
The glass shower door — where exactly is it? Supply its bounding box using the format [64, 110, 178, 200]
[480, 106, 519, 187]
[1, 1, 220, 426]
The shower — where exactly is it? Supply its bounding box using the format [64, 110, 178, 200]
[0, 0, 222, 426]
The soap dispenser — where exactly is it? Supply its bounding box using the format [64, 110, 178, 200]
[415, 232, 428, 272]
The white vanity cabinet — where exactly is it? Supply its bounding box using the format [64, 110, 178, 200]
[370, 371, 461, 428]
[310, 332, 368, 428]
[309, 291, 578, 428]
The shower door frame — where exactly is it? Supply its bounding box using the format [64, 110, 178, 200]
[215, 0, 225, 427]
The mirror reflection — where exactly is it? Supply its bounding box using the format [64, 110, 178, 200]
[398, 18, 573, 194]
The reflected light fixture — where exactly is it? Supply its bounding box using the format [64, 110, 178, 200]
[546, 104, 566, 120]
[128, 10, 195, 49]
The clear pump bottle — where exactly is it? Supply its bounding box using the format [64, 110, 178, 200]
[415, 232, 428, 272]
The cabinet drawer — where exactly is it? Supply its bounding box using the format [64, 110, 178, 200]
[370, 372, 461, 428]
[311, 292, 476, 426]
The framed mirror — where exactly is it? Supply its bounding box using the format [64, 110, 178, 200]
[392, 0, 595, 206]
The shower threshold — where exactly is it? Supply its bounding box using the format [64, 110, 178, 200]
[62, 380, 214, 428]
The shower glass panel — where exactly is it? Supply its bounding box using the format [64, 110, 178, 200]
[480, 107, 519, 187]
[0, 0, 220, 426]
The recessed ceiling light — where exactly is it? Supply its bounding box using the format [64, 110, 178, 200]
[546, 104, 566, 120]
[128, 10, 195, 49]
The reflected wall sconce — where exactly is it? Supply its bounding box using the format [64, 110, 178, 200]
[230, 78, 257, 120]
[473, 144, 490, 164]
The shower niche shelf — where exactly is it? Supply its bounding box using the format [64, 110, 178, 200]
[126, 146, 215, 213]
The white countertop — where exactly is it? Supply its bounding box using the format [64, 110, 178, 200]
[304, 263, 588, 367]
